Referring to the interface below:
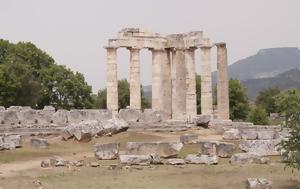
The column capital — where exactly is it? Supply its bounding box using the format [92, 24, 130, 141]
[215, 42, 226, 47]
[127, 46, 142, 51]
[148, 47, 166, 52]
[104, 46, 118, 50]
[198, 44, 213, 49]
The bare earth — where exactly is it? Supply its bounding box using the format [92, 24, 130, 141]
[0, 130, 300, 189]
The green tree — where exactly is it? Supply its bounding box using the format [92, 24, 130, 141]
[229, 78, 250, 120]
[94, 79, 150, 110]
[196, 74, 201, 114]
[0, 39, 93, 109]
[255, 88, 281, 114]
[276, 89, 300, 170]
[247, 106, 270, 125]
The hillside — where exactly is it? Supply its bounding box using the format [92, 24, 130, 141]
[242, 68, 300, 99]
[212, 47, 300, 83]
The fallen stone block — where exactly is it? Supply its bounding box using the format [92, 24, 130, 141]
[118, 108, 141, 122]
[240, 130, 257, 140]
[41, 160, 50, 168]
[223, 128, 240, 140]
[102, 118, 129, 135]
[239, 139, 281, 156]
[165, 158, 185, 165]
[192, 115, 211, 128]
[198, 141, 217, 155]
[126, 142, 183, 158]
[216, 142, 236, 158]
[89, 161, 100, 167]
[119, 155, 152, 166]
[149, 154, 163, 164]
[74, 128, 92, 142]
[245, 178, 272, 189]
[31, 138, 49, 149]
[94, 143, 119, 160]
[185, 154, 218, 165]
[139, 109, 166, 123]
[3, 135, 22, 149]
[50, 156, 68, 167]
[180, 134, 198, 144]
[257, 131, 279, 140]
[230, 153, 270, 165]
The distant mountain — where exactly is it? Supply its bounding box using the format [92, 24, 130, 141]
[242, 68, 300, 99]
[213, 47, 300, 83]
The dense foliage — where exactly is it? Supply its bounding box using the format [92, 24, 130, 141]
[255, 88, 281, 114]
[229, 79, 250, 120]
[94, 79, 150, 110]
[0, 39, 93, 109]
[247, 106, 270, 125]
[276, 89, 300, 170]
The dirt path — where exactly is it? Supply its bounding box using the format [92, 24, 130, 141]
[0, 152, 93, 177]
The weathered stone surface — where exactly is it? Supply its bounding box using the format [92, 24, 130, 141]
[149, 154, 163, 164]
[119, 155, 152, 166]
[245, 178, 272, 189]
[41, 160, 50, 168]
[102, 118, 129, 135]
[52, 109, 69, 125]
[165, 158, 185, 165]
[31, 138, 49, 149]
[50, 156, 67, 167]
[192, 115, 211, 127]
[198, 141, 217, 155]
[185, 154, 218, 165]
[94, 143, 119, 160]
[240, 130, 258, 140]
[257, 131, 279, 140]
[0, 106, 5, 111]
[140, 109, 166, 123]
[118, 109, 141, 122]
[0, 136, 4, 150]
[126, 142, 183, 158]
[230, 153, 270, 165]
[90, 162, 100, 167]
[3, 111, 18, 125]
[3, 135, 22, 149]
[74, 129, 92, 142]
[239, 140, 281, 156]
[223, 128, 240, 140]
[216, 142, 236, 158]
[180, 134, 198, 144]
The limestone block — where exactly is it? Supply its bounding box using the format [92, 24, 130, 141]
[74, 128, 92, 142]
[94, 143, 119, 160]
[240, 130, 258, 140]
[192, 115, 211, 127]
[230, 153, 270, 165]
[0, 106, 5, 111]
[3, 111, 18, 125]
[180, 134, 198, 144]
[216, 142, 236, 158]
[50, 156, 68, 167]
[43, 106, 55, 113]
[257, 131, 279, 140]
[30, 138, 49, 149]
[185, 154, 218, 165]
[102, 118, 129, 135]
[52, 109, 69, 125]
[239, 139, 281, 156]
[140, 109, 166, 123]
[126, 142, 183, 158]
[118, 109, 141, 122]
[165, 158, 185, 165]
[245, 178, 272, 189]
[223, 128, 240, 140]
[119, 155, 152, 166]
[3, 135, 22, 149]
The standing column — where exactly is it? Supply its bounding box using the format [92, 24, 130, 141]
[161, 49, 172, 119]
[185, 48, 197, 119]
[151, 48, 163, 111]
[105, 47, 118, 117]
[200, 45, 213, 115]
[216, 43, 230, 120]
[129, 47, 141, 110]
[172, 49, 187, 120]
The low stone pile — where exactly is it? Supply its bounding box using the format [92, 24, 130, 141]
[245, 178, 272, 189]
[62, 118, 129, 142]
[0, 135, 21, 150]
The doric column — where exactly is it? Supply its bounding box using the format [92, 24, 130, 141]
[172, 49, 187, 120]
[151, 48, 163, 111]
[105, 47, 118, 116]
[161, 49, 172, 119]
[185, 48, 197, 119]
[200, 45, 213, 115]
[128, 47, 141, 110]
[216, 43, 230, 120]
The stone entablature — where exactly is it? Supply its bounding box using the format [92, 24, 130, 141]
[105, 28, 230, 121]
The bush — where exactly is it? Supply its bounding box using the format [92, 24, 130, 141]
[247, 106, 270, 125]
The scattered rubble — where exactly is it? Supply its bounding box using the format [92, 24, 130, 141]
[230, 153, 270, 165]
[165, 158, 185, 165]
[185, 154, 218, 165]
[245, 178, 272, 189]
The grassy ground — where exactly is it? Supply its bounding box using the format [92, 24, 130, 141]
[1, 130, 300, 189]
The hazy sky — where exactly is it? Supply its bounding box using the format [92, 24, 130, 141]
[1, 0, 300, 92]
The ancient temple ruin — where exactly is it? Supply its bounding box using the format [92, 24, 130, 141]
[105, 28, 229, 120]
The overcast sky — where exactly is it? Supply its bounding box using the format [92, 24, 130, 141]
[1, 0, 300, 92]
